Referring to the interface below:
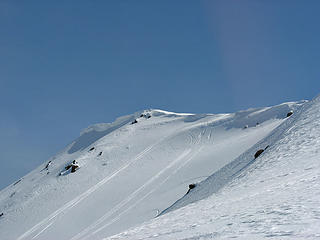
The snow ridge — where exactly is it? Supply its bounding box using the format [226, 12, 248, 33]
[0, 102, 306, 240]
[161, 100, 308, 215]
[106, 96, 320, 240]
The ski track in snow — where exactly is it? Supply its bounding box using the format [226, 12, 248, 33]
[74, 129, 206, 240]
[89, 146, 205, 239]
[17, 122, 208, 240]
[17, 131, 175, 240]
[73, 149, 192, 240]
[1, 102, 306, 240]
[31, 221, 54, 240]
[104, 98, 320, 240]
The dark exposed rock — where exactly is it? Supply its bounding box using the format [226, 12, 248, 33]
[287, 111, 293, 117]
[71, 165, 79, 173]
[13, 179, 22, 186]
[64, 160, 79, 173]
[44, 161, 52, 170]
[139, 113, 152, 119]
[254, 149, 264, 159]
[65, 165, 72, 170]
[186, 183, 197, 194]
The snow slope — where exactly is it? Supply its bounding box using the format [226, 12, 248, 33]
[0, 101, 305, 240]
[106, 96, 320, 240]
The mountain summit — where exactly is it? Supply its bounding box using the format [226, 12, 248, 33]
[108, 95, 320, 240]
[0, 100, 311, 240]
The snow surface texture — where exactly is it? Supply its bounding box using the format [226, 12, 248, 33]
[0, 101, 306, 240]
[106, 96, 320, 240]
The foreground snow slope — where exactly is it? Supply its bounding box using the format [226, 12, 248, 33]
[106, 96, 320, 240]
[0, 102, 304, 240]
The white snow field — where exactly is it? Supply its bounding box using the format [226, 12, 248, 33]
[0, 100, 308, 240]
[106, 96, 320, 240]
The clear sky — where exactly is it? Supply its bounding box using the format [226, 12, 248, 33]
[1, 0, 319, 190]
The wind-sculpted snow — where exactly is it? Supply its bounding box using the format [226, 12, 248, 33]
[0, 103, 305, 240]
[106, 96, 320, 240]
[68, 114, 137, 153]
[224, 100, 306, 129]
[161, 101, 307, 215]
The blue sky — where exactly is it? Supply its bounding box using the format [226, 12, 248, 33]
[1, 0, 320, 190]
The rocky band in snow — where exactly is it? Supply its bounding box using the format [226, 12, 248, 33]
[59, 160, 79, 175]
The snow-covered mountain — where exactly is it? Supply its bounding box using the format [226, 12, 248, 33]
[0, 99, 310, 240]
[105, 95, 320, 240]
